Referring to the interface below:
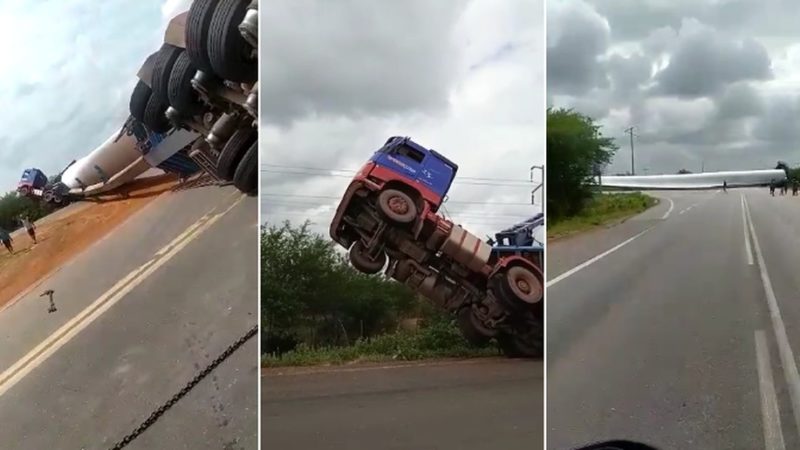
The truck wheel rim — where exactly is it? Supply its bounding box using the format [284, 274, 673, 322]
[387, 195, 409, 215]
[508, 267, 541, 304]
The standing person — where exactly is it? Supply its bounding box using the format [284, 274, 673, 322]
[722, 180, 727, 193]
[0, 227, 14, 254]
[20, 215, 36, 244]
[770, 179, 776, 196]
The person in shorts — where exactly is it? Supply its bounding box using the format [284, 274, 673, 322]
[20, 216, 36, 244]
[0, 227, 14, 254]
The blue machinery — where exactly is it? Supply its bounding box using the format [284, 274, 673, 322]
[490, 213, 544, 267]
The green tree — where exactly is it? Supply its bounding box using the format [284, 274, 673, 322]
[547, 108, 618, 220]
[0, 192, 56, 231]
[261, 222, 418, 354]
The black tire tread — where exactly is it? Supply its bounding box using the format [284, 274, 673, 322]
[232, 139, 257, 194]
[186, 0, 219, 73]
[168, 51, 203, 115]
[129, 80, 152, 123]
[348, 241, 386, 274]
[216, 126, 256, 180]
[143, 95, 171, 133]
[151, 44, 183, 104]
[208, 0, 256, 82]
[497, 319, 543, 358]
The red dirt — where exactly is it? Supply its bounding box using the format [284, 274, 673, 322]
[0, 174, 178, 309]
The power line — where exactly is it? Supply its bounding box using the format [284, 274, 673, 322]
[265, 212, 528, 227]
[261, 163, 533, 183]
[259, 193, 536, 206]
[261, 166, 534, 187]
[262, 201, 532, 218]
[624, 126, 638, 175]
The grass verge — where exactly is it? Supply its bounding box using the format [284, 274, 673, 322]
[549, 192, 657, 240]
[262, 322, 499, 368]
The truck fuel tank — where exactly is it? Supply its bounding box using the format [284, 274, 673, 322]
[438, 224, 492, 273]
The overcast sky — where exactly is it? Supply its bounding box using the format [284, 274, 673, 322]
[261, 0, 544, 241]
[548, 0, 800, 175]
[0, 0, 188, 191]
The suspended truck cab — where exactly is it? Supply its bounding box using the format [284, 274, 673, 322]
[330, 137, 544, 357]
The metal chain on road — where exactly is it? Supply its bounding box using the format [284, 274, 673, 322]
[108, 324, 258, 450]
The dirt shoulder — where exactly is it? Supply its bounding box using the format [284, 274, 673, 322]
[548, 192, 658, 241]
[0, 174, 178, 310]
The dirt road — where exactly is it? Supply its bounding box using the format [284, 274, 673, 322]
[0, 175, 177, 310]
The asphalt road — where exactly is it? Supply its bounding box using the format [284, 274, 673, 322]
[262, 358, 543, 450]
[547, 187, 800, 449]
[0, 181, 258, 449]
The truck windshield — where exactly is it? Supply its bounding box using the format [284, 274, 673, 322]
[393, 144, 425, 164]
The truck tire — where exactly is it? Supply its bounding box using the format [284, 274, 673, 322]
[377, 189, 417, 224]
[233, 140, 257, 194]
[152, 44, 183, 104]
[349, 241, 386, 274]
[497, 319, 543, 358]
[217, 126, 256, 180]
[497, 265, 542, 309]
[18, 186, 30, 196]
[168, 51, 204, 115]
[208, 0, 257, 83]
[186, 0, 219, 73]
[456, 309, 490, 346]
[129, 80, 152, 123]
[143, 95, 171, 133]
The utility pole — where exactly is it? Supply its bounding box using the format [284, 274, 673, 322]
[624, 126, 637, 175]
[530, 165, 544, 206]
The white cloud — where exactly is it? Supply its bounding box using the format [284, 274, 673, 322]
[261, 0, 543, 239]
[0, 1, 164, 189]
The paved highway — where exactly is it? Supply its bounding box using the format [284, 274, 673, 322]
[0, 182, 258, 449]
[263, 358, 543, 450]
[547, 188, 800, 449]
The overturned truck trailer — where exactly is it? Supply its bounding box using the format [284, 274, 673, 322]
[598, 169, 787, 190]
[19, 0, 259, 204]
[20, 119, 200, 204]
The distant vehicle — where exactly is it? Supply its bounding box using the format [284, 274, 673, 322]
[330, 137, 544, 357]
[17, 169, 48, 196]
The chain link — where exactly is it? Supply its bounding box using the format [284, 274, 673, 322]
[108, 324, 258, 450]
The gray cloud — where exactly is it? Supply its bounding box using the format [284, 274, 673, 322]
[715, 83, 764, 119]
[547, 1, 610, 95]
[262, 0, 544, 238]
[549, 0, 799, 175]
[261, 0, 468, 127]
[652, 22, 772, 98]
[0, 1, 168, 190]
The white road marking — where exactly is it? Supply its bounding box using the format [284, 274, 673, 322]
[744, 195, 800, 438]
[0, 195, 245, 397]
[661, 197, 674, 220]
[547, 227, 653, 287]
[741, 194, 754, 265]
[756, 330, 786, 450]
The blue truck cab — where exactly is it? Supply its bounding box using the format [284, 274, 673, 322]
[18, 168, 49, 194]
[367, 136, 459, 207]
